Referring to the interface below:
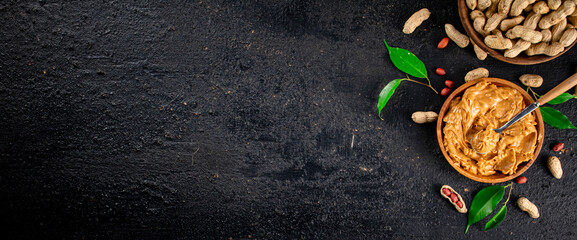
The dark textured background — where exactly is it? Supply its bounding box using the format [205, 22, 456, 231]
[1, 0, 577, 239]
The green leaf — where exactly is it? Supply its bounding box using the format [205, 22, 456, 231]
[378, 79, 402, 119]
[485, 205, 507, 231]
[383, 39, 427, 79]
[465, 185, 505, 233]
[540, 106, 577, 129]
[547, 93, 575, 105]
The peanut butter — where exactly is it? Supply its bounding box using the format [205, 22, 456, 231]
[443, 81, 538, 176]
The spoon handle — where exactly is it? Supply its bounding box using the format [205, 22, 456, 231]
[537, 72, 577, 105]
[493, 102, 540, 133]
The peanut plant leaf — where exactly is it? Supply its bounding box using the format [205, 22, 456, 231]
[378, 79, 402, 119]
[540, 106, 577, 129]
[547, 93, 575, 105]
[383, 39, 427, 79]
[485, 205, 507, 231]
[465, 185, 505, 233]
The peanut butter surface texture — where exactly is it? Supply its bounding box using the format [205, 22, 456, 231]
[443, 81, 538, 176]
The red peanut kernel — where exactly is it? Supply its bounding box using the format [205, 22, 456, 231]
[445, 80, 454, 88]
[456, 201, 463, 208]
[435, 68, 446, 76]
[450, 193, 459, 203]
[553, 142, 564, 152]
[438, 37, 449, 49]
[441, 87, 451, 96]
[516, 176, 528, 184]
[442, 188, 452, 196]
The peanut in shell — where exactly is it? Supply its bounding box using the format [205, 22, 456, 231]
[547, 156, 563, 179]
[517, 197, 540, 218]
[519, 74, 543, 87]
[440, 185, 467, 213]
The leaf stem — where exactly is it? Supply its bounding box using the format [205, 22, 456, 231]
[403, 77, 439, 95]
[425, 76, 433, 87]
[403, 78, 428, 87]
[504, 183, 513, 204]
[425, 77, 439, 94]
[527, 87, 541, 101]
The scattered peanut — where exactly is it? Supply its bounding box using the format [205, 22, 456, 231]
[525, 42, 549, 55]
[465, 67, 490, 82]
[438, 37, 450, 49]
[471, 10, 486, 20]
[474, 16, 490, 36]
[485, 13, 508, 32]
[485, 32, 513, 49]
[467, 0, 478, 10]
[539, 1, 575, 29]
[547, 156, 563, 179]
[548, 0, 562, 11]
[533, 1, 551, 14]
[478, 0, 492, 11]
[499, 0, 515, 15]
[511, 25, 544, 43]
[403, 8, 431, 34]
[440, 185, 467, 213]
[551, 18, 567, 42]
[519, 74, 543, 87]
[553, 142, 564, 151]
[505, 39, 532, 57]
[436, 68, 446, 76]
[445, 80, 455, 88]
[441, 87, 451, 96]
[559, 0, 576, 15]
[411, 111, 438, 124]
[501, 16, 526, 31]
[524, 12, 542, 29]
[517, 197, 540, 218]
[472, 41, 489, 60]
[445, 24, 470, 48]
[515, 176, 528, 184]
[511, 0, 532, 16]
[560, 28, 577, 47]
[539, 11, 565, 29]
[544, 42, 565, 56]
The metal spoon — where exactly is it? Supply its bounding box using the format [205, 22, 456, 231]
[472, 72, 577, 154]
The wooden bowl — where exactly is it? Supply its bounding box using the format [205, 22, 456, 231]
[436, 78, 544, 183]
[457, 0, 576, 65]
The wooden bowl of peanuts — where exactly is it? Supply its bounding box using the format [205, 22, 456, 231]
[458, 0, 577, 65]
[436, 78, 545, 183]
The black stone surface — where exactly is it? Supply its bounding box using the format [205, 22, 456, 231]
[1, 0, 577, 239]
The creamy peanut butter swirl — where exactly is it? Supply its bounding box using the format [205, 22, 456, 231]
[443, 81, 538, 176]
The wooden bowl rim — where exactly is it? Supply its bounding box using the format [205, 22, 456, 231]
[436, 78, 545, 183]
[457, 0, 576, 65]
